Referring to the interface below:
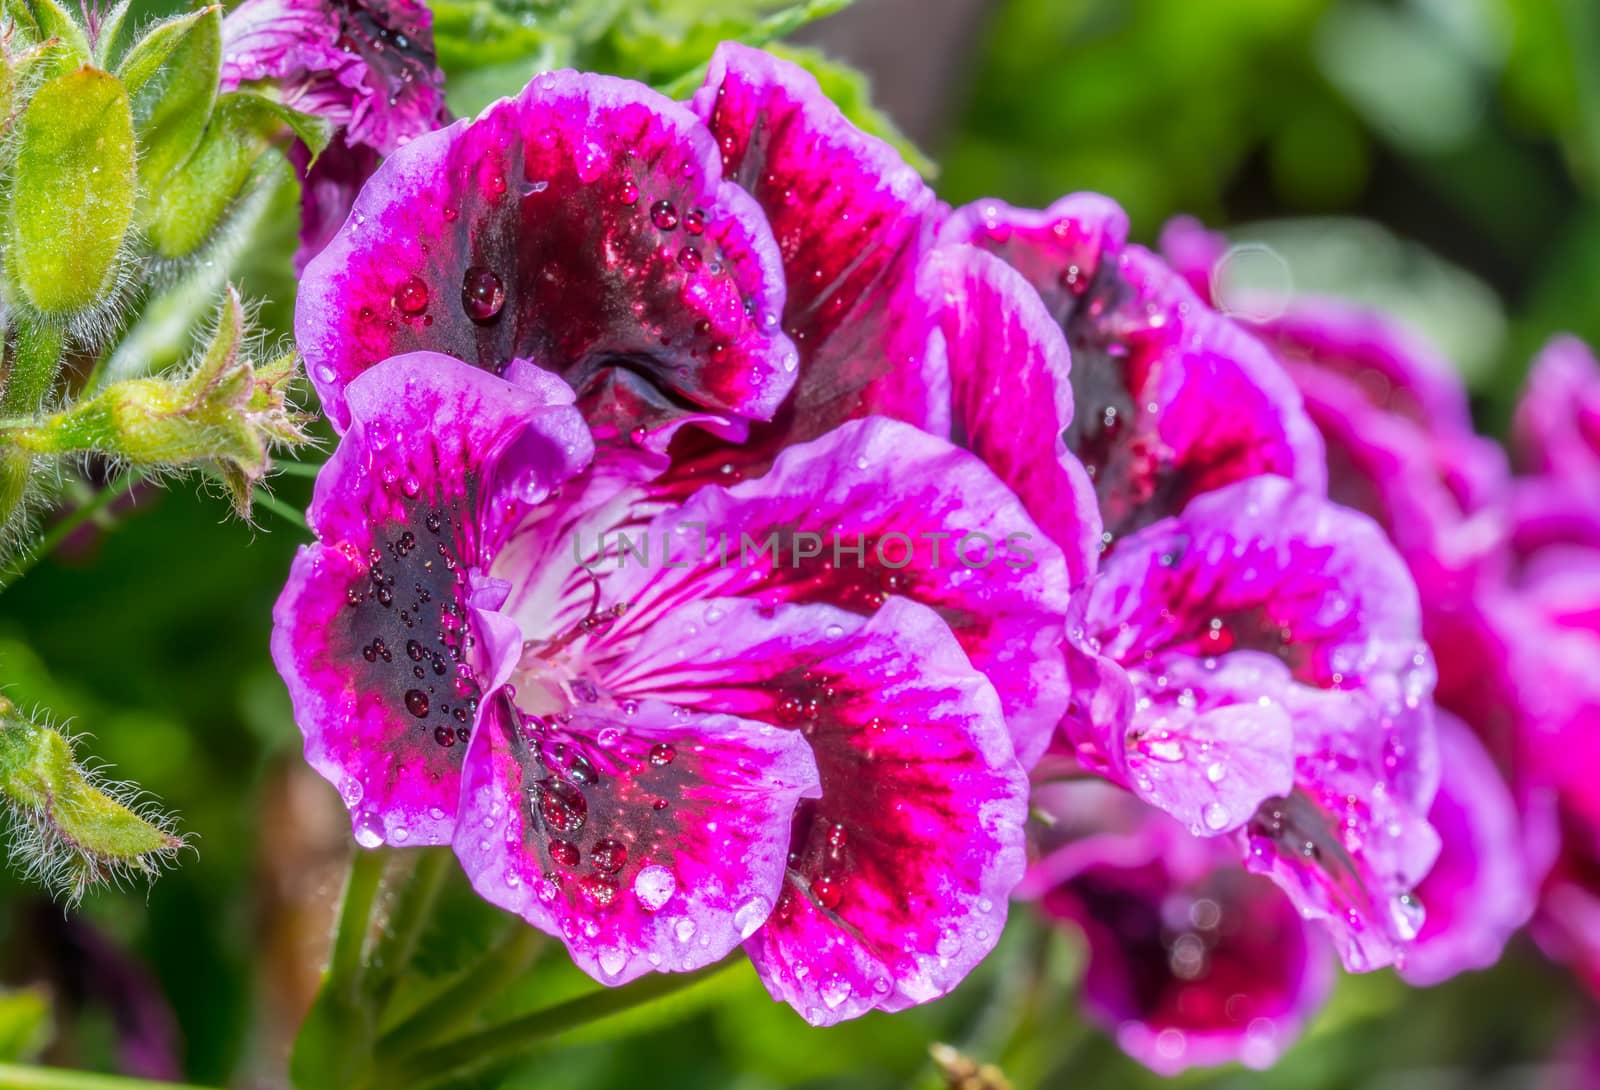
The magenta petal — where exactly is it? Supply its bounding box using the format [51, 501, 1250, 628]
[610, 596, 1024, 1024]
[688, 43, 947, 452]
[221, 0, 446, 155]
[1117, 655, 1296, 837]
[1027, 787, 1332, 1076]
[944, 198, 1323, 539]
[297, 70, 795, 433]
[929, 243, 1101, 582]
[1401, 712, 1543, 986]
[270, 354, 591, 846]
[453, 694, 818, 985]
[575, 417, 1075, 768]
[1514, 335, 1600, 489]
[1090, 475, 1427, 692]
[1087, 477, 1440, 969]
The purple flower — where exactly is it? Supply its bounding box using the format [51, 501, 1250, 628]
[272, 352, 1056, 1022]
[939, 197, 1325, 544]
[1514, 335, 1600, 490]
[1075, 476, 1441, 973]
[295, 66, 797, 442]
[222, 0, 449, 271]
[1158, 216, 1511, 709]
[1022, 783, 1333, 1075]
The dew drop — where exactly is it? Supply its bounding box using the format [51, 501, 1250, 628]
[395, 276, 429, 314]
[648, 743, 676, 767]
[598, 948, 626, 977]
[549, 838, 580, 868]
[682, 208, 705, 235]
[734, 895, 771, 938]
[353, 812, 385, 848]
[618, 180, 639, 205]
[591, 837, 628, 874]
[674, 917, 697, 942]
[461, 266, 505, 322]
[821, 973, 851, 1010]
[404, 689, 430, 718]
[535, 779, 588, 833]
[650, 200, 678, 230]
[634, 865, 676, 911]
[1202, 802, 1231, 830]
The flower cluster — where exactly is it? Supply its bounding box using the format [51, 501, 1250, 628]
[267, 21, 1599, 1064]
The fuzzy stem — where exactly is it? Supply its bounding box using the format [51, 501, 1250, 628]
[0, 1065, 216, 1090]
[2, 322, 65, 414]
[368, 847, 452, 1009]
[376, 959, 738, 1090]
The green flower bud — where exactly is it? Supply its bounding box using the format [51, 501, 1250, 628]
[4, 64, 137, 323]
[0, 694, 184, 907]
[0, 288, 312, 516]
[117, 6, 222, 203]
[149, 90, 331, 261]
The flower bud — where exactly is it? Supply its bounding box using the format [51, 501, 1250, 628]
[148, 89, 330, 260]
[1, 287, 312, 515]
[0, 694, 184, 906]
[4, 64, 137, 322]
[118, 6, 223, 203]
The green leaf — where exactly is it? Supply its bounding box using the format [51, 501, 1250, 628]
[593, 0, 851, 88]
[768, 44, 938, 178]
[5, 65, 136, 317]
[118, 6, 223, 196]
[0, 987, 51, 1063]
[17, 0, 90, 62]
[149, 90, 331, 259]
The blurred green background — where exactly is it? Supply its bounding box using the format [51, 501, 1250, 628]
[2, 0, 1596, 1086]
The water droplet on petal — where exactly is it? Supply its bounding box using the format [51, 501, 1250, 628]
[598, 948, 626, 977]
[395, 276, 429, 314]
[634, 865, 676, 911]
[461, 266, 505, 322]
[650, 200, 678, 230]
[404, 689, 430, 717]
[1202, 802, 1231, 830]
[734, 896, 771, 938]
[674, 917, 696, 942]
[353, 812, 385, 848]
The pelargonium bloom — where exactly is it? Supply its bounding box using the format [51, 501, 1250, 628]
[295, 54, 814, 442]
[273, 349, 1075, 1022]
[1158, 216, 1510, 709]
[1023, 782, 1332, 1075]
[938, 195, 1325, 545]
[221, 0, 449, 269]
[1072, 475, 1440, 972]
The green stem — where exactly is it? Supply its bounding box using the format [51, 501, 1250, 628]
[379, 959, 737, 1089]
[0, 1065, 215, 1090]
[254, 490, 310, 532]
[378, 924, 544, 1050]
[273, 459, 325, 478]
[369, 847, 453, 1009]
[2, 322, 65, 414]
[0, 471, 142, 588]
[327, 847, 391, 991]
